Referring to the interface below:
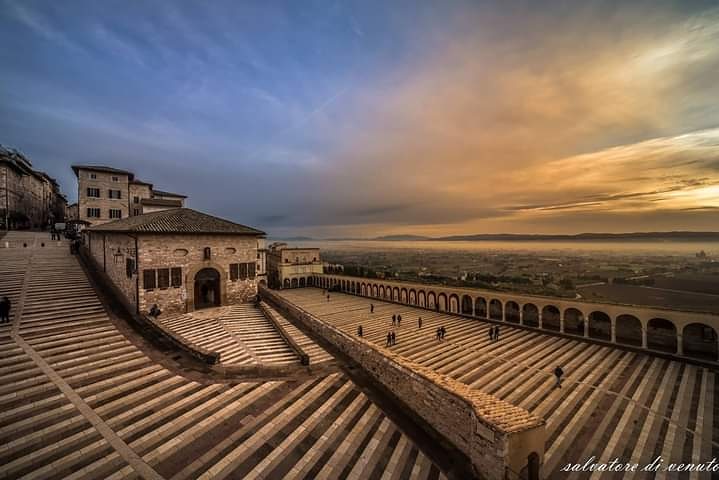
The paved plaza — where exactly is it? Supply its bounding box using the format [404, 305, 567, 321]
[0, 232, 447, 479]
[276, 288, 718, 479]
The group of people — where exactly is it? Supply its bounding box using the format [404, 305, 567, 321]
[0, 296, 11, 324]
[435, 326, 447, 341]
[488, 325, 501, 341]
[385, 330, 397, 346]
[49, 230, 62, 241]
[391, 314, 401, 326]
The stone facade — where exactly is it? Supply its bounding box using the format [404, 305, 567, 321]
[87, 230, 263, 315]
[267, 243, 323, 289]
[261, 286, 546, 480]
[1, 145, 66, 229]
[129, 181, 153, 217]
[75, 167, 131, 226]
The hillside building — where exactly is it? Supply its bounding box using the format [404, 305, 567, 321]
[267, 242, 323, 289]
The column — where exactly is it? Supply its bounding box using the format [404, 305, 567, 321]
[611, 318, 616, 343]
[677, 333, 683, 356]
[519, 307, 524, 326]
[641, 326, 647, 349]
[560, 312, 565, 333]
[583, 315, 589, 338]
[538, 307, 543, 329]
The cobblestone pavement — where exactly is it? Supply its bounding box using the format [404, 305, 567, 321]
[277, 288, 719, 479]
[0, 232, 447, 480]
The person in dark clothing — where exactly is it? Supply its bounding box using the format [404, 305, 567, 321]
[327, 294, 330, 302]
[0, 297, 10, 324]
[554, 366, 564, 388]
[386, 332, 392, 347]
[397, 314, 401, 327]
[488, 327, 494, 341]
[494, 326, 500, 341]
[148, 304, 162, 318]
[436, 327, 441, 341]
[357, 325, 363, 337]
[418, 317, 422, 329]
[392, 314, 396, 326]
[390, 331, 396, 346]
[440, 326, 446, 340]
[370, 304, 374, 313]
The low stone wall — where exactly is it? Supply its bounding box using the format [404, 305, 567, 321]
[258, 301, 310, 365]
[79, 245, 221, 365]
[261, 286, 546, 480]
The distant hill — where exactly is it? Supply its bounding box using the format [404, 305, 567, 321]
[272, 236, 316, 242]
[373, 234, 431, 241]
[433, 232, 719, 241]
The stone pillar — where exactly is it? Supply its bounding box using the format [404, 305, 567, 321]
[519, 308, 524, 326]
[677, 333, 683, 356]
[583, 316, 589, 338]
[611, 318, 616, 343]
[538, 309, 543, 329]
[560, 313, 565, 333]
[641, 326, 647, 349]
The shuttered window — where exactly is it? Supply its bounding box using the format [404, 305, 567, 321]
[171, 267, 182, 287]
[143, 269, 156, 290]
[157, 268, 170, 289]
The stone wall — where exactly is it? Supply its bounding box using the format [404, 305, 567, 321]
[77, 168, 130, 225]
[87, 231, 139, 312]
[261, 286, 546, 480]
[139, 234, 261, 314]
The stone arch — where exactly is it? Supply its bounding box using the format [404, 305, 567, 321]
[186, 261, 229, 312]
[489, 299, 503, 321]
[372, 284, 378, 297]
[379, 285, 385, 298]
[647, 318, 677, 353]
[588, 311, 611, 341]
[437, 293, 448, 312]
[475, 297, 487, 318]
[683, 323, 718, 360]
[409, 289, 417, 305]
[449, 294, 460, 313]
[401, 288, 408, 303]
[193, 267, 222, 310]
[505, 301, 520, 323]
[427, 291, 436, 309]
[523, 303, 539, 327]
[615, 314, 642, 346]
[385, 286, 392, 300]
[391, 287, 398, 301]
[542, 305, 561, 331]
[291, 278, 299, 288]
[419, 290, 427, 307]
[461, 295, 473, 315]
[564, 308, 584, 335]
[283, 278, 291, 288]
[361, 283, 367, 296]
[299, 277, 306, 288]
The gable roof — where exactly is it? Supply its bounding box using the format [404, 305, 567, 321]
[87, 208, 265, 236]
[140, 198, 183, 207]
[152, 189, 187, 199]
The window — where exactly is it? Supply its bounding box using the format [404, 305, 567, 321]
[171, 267, 182, 287]
[111, 176, 119, 182]
[109, 209, 122, 219]
[230, 263, 239, 281]
[248, 262, 256, 279]
[109, 189, 122, 199]
[87, 208, 101, 218]
[87, 188, 100, 198]
[90, 173, 97, 179]
[157, 268, 170, 289]
[203, 247, 211, 260]
[133, 196, 140, 204]
[126, 258, 135, 278]
[143, 269, 156, 290]
[133, 208, 141, 216]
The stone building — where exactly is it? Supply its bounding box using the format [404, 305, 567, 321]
[267, 242, 323, 289]
[1, 145, 66, 229]
[85, 208, 265, 315]
[73, 165, 188, 226]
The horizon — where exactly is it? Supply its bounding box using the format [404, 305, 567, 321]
[2, 1, 718, 237]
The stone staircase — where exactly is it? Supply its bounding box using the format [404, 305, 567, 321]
[0, 232, 447, 480]
[278, 288, 719, 479]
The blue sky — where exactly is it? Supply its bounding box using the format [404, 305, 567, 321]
[2, 1, 718, 237]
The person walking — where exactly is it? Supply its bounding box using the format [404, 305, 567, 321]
[370, 304, 374, 313]
[494, 326, 500, 341]
[0, 296, 10, 324]
[397, 314, 402, 327]
[554, 366, 564, 388]
[440, 326, 446, 340]
[488, 327, 494, 342]
[392, 314, 396, 326]
[391, 331, 396, 346]
[386, 332, 392, 347]
[327, 294, 330, 302]
[418, 317, 422, 329]
[436, 327, 442, 341]
[357, 325, 363, 337]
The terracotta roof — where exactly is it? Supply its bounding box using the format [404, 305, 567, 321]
[87, 208, 265, 236]
[141, 198, 182, 207]
[130, 179, 153, 187]
[152, 189, 187, 198]
[71, 165, 134, 179]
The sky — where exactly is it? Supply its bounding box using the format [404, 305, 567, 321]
[1, 0, 718, 238]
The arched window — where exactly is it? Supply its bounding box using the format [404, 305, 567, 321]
[203, 247, 211, 260]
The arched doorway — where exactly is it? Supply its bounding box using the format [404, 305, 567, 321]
[683, 323, 718, 361]
[505, 301, 520, 323]
[564, 308, 584, 336]
[523, 303, 539, 327]
[616, 314, 642, 346]
[299, 277, 306, 287]
[588, 311, 611, 341]
[194, 268, 221, 310]
[542, 305, 561, 331]
[647, 318, 677, 353]
[489, 299, 503, 321]
[461, 295, 473, 315]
